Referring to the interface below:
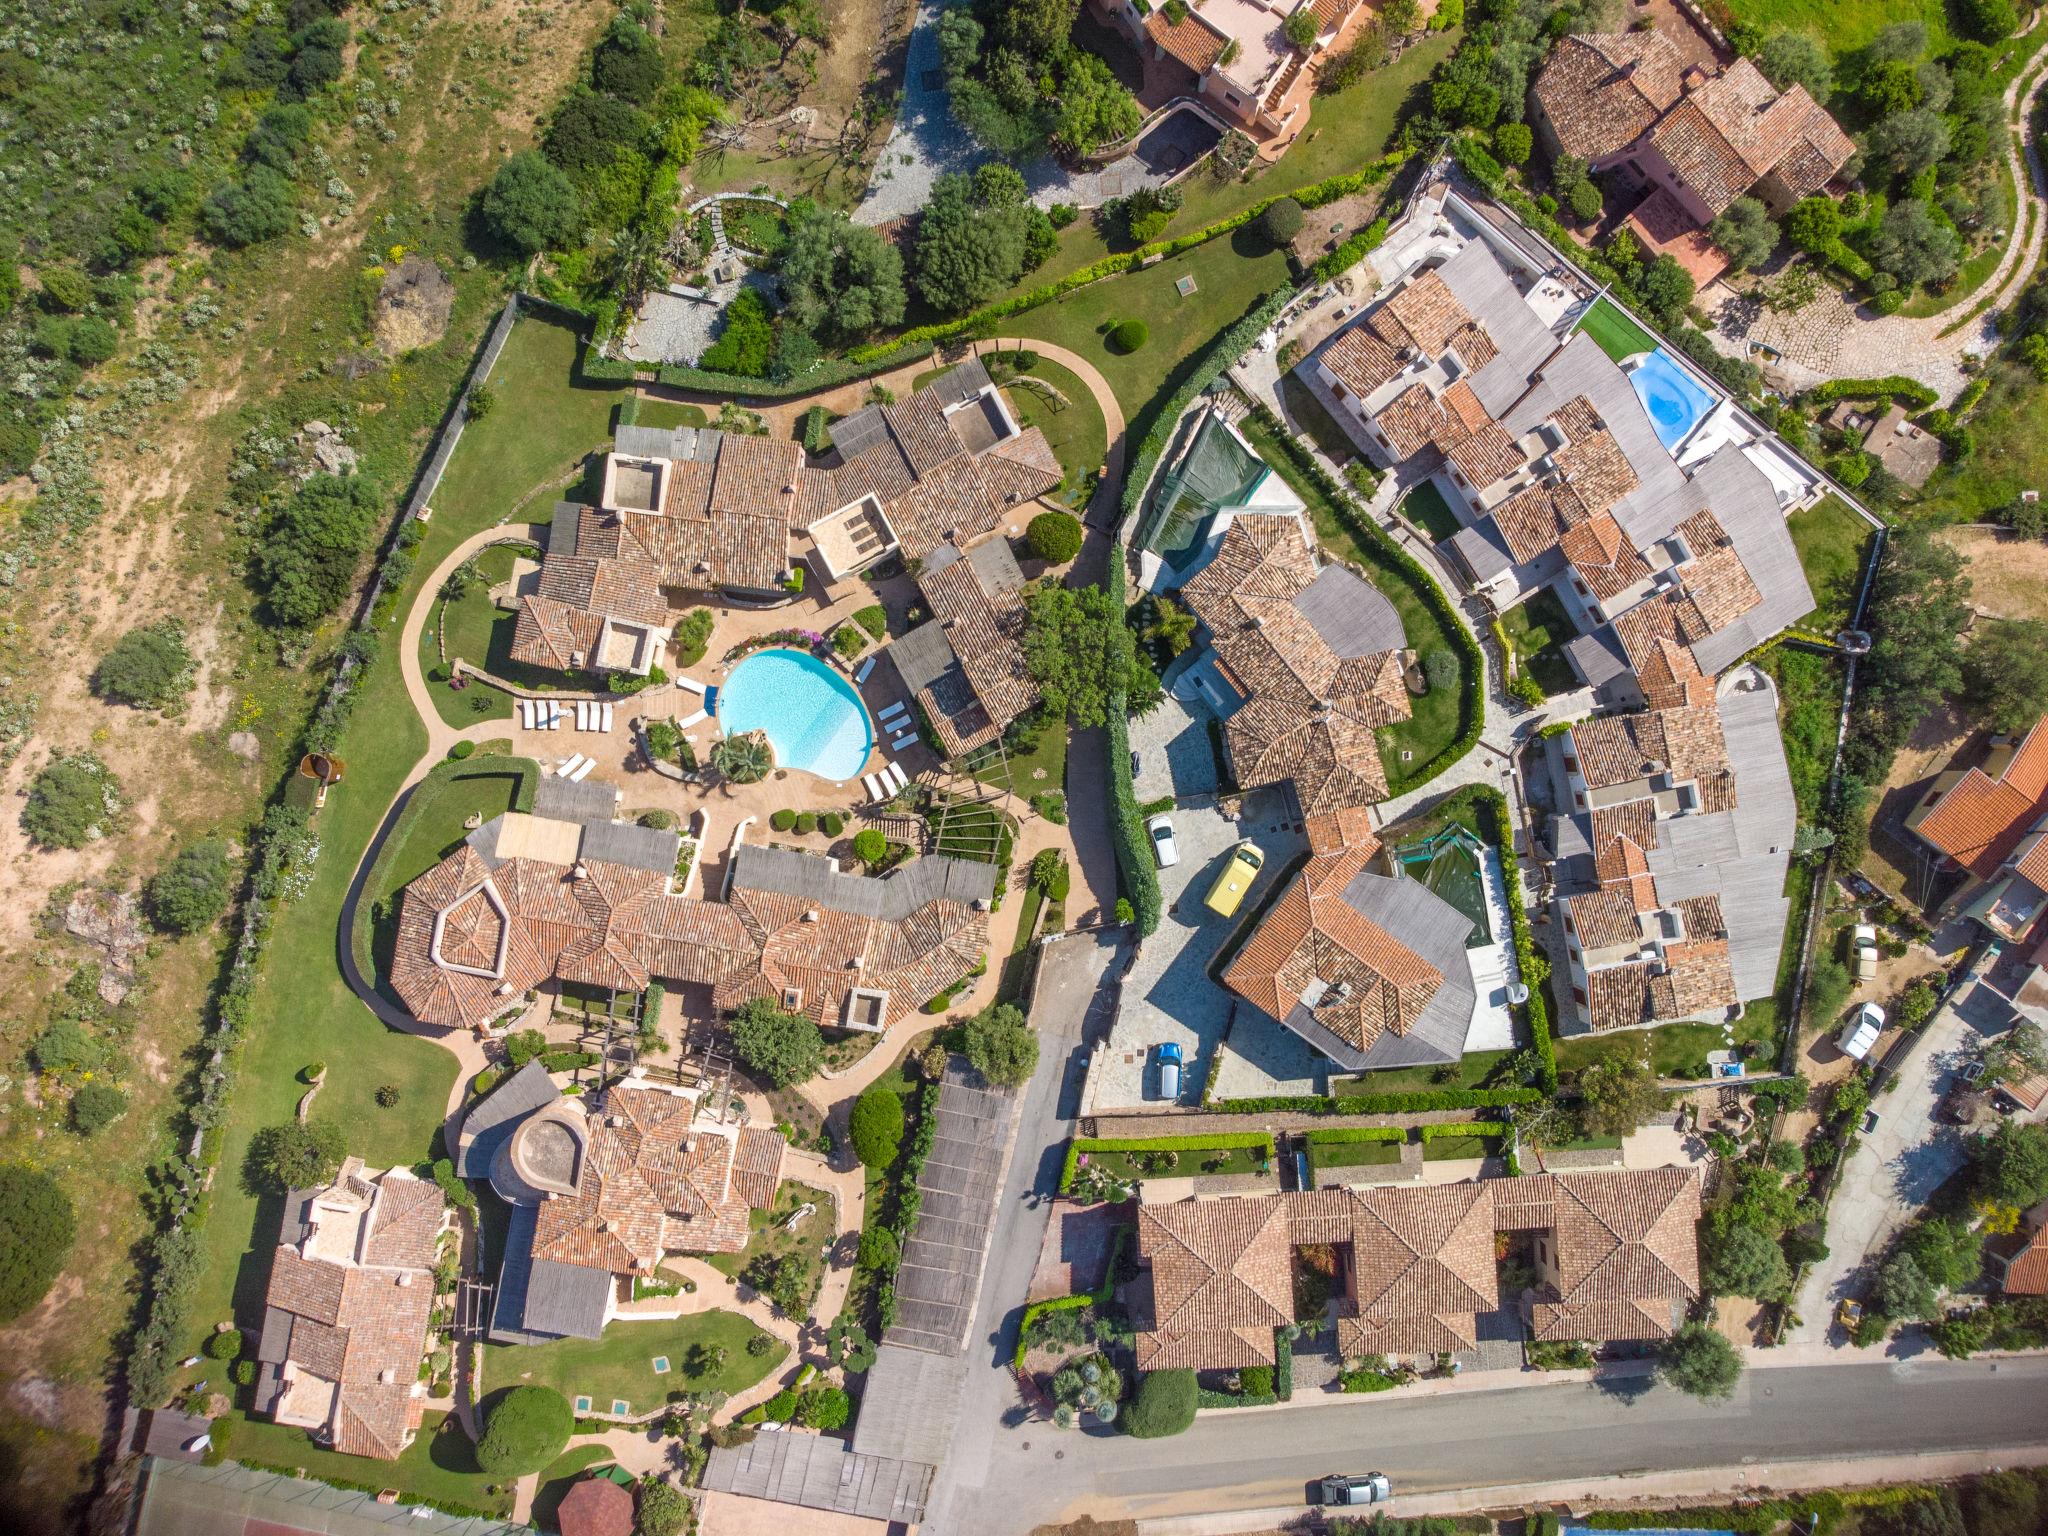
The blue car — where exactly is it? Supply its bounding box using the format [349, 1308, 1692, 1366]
[1155, 1042, 1183, 1102]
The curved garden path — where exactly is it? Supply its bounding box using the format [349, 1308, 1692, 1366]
[1711, 28, 2048, 402]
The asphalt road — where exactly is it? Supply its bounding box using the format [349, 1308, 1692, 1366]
[928, 1356, 2048, 1533]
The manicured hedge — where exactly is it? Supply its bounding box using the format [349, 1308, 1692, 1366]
[1466, 784, 1558, 1091]
[1058, 1132, 1275, 1192]
[1807, 376, 1939, 410]
[1420, 1120, 1505, 1140]
[1210, 1087, 1541, 1115]
[1122, 291, 1294, 531]
[1309, 217, 1390, 284]
[1105, 548, 1163, 935]
[1303, 1126, 1409, 1145]
[1244, 401, 1484, 791]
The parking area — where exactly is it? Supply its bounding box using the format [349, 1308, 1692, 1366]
[1131, 684, 1224, 802]
[1084, 773, 1306, 1114]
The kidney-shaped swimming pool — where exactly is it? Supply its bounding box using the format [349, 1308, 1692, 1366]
[716, 647, 874, 781]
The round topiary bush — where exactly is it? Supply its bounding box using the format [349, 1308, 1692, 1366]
[1123, 1368, 1197, 1438]
[770, 808, 797, 832]
[475, 1385, 573, 1476]
[853, 827, 888, 866]
[1261, 196, 1304, 245]
[820, 812, 845, 837]
[450, 740, 476, 760]
[231, 1359, 257, 1386]
[794, 812, 818, 835]
[205, 1328, 243, 1361]
[849, 1084, 907, 1168]
[1109, 319, 1149, 354]
[1025, 510, 1085, 564]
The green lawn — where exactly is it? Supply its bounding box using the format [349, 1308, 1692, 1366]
[180, 317, 634, 1388]
[1397, 479, 1464, 542]
[1917, 358, 2048, 521]
[1787, 494, 1874, 634]
[969, 709, 1070, 800]
[1007, 233, 1293, 413]
[225, 1412, 513, 1518]
[1421, 1134, 1499, 1161]
[483, 1308, 784, 1413]
[1554, 1012, 1772, 1081]
[1720, 0, 1949, 60]
[1334, 1047, 1515, 1097]
[1761, 643, 1844, 820]
[635, 396, 709, 431]
[370, 760, 529, 918]
[1308, 1140, 1404, 1172]
[1022, 32, 1457, 288]
[1500, 587, 1580, 697]
[1577, 298, 1659, 364]
[1235, 411, 1474, 793]
[418, 541, 542, 727]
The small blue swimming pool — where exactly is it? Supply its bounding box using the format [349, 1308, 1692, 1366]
[1628, 347, 1717, 452]
[717, 648, 873, 780]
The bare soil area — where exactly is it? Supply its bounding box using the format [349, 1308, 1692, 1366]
[1940, 524, 2048, 622]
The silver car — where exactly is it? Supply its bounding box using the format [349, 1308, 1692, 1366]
[1320, 1473, 1392, 1506]
[1146, 813, 1179, 868]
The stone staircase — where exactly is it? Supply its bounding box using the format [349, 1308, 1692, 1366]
[706, 197, 730, 257]
[1264, 51, 1307, 114]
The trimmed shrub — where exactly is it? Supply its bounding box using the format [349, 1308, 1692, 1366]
[205, 1327, 244, 1361]
[820, 812, 845, 837]
[1025, 510, 1084, 563]
[449, 740, 476, 760]
[769, 809, 797, 832]
[1109, 319, 1149, 353]
[1261, 196, 1304, 245]
[149, 839, 235, 935]
[794, 811, 818, 835]
[94, 622, 194, 709]
[475, 1386, 572, 1475]
[850, 1084, 907, 1167]
[71, 1081, 130, 1134]
[1124, 1368, 1197, 1438]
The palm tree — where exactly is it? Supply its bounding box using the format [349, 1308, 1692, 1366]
[607, 222, 668, 302]
[710, 729, 772, 785]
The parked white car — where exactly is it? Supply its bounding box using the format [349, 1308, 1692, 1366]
[1837, 1002, 1884, 1062]
[1146, 813, 1179, 868]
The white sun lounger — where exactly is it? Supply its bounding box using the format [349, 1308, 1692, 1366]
[863, 773, 884, 801]
[890, 762, 910, 791]
[677, 708, 707, 728]
[580, 700, 594, 731]
[557, 754, 586, 778]
[569, 757, 598, 782]
[854, 657, 877, 684]
[548, 702, 563, 729]
[877, 697, 908, 717]
[891, 731, 917, 752]
[518, 699, 532, 729]
[878, 710, 909, 732]
[600, 702, 614, 732]
[675, 676, 707, 695]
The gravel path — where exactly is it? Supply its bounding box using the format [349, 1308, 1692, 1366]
[1706, 33, 2048, 404]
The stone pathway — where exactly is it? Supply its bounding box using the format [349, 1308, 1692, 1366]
[1706, 29, 2048, 404]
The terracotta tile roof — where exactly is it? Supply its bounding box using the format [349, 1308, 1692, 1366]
[1375, 271, 1470, 357]
[1223, 848, 1446, 1056]
[1767, 96, 1856, 200]
[1321, 323, 1407, 399]
[391, 825, 988, 1035]
[1666, 511, 1762, 639]
[261, 1165, 446, 1460]
[1533, 32, 1686, 162]
[1181, 516, 1410, 819]
[1446, 421, 1524, 491]
[1551, 416, 1639, 520]
[1569, 703, 1735, 808]
[1487, 484, 1569, 566]
[1305, 806, 1380, 857]
[1145, 8, 1226, 75]
[1560, 512, 1651, 602]
[1135, 1195, 1293, 1371]
[1915, 719, 2048, 879]
[2005, 1211, 2048, 1295]
[531, 1084, 782, 1267]
[1610, 597, 1716, 711]
[915, 543, 1041, 758]
[1567, 887, 1643, 950]
[1137, 1170, 1700, 1368]
[1374, 380, 1460, 462]
[1651, 58, 1813, 215]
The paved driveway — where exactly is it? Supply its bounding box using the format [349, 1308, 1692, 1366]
[1085, 783, 1304, 1112]
[1130, 689, 1222, 802]
[1788, 959, 2009, 1343]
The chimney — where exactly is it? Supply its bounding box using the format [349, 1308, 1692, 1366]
[803, 909, 820, 923]
[396, 1272, 412, 1288]
[572, 863, 589, 880]
[380, 1368, 398, 1385]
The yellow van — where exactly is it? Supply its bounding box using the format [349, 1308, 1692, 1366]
[1205, 841, 1265, 917]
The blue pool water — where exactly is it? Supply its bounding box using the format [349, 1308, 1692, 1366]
[717, 648, 873, 780]
[1628, 347, 1717, 452]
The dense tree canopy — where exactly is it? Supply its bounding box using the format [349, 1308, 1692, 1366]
[962, 1002, 1038, 1089]
[480, 152, 584, 256]
[260, 471, 384, 627]
[1124, 1368, 1197, 1437]
[1963, 618, 2048, 736]
[475, 1386, 572, 1476]
[1757, 31, 1832, 103]
[94, 621, 194, 710]
[729, 998, 824, 1088]
[1708, 197, 1778, 274]
[1701, 1219, 1791, 1301]
[778, 205, 907, 345]
[0, 1164, 76, 1324]
[249, 1120, 347, 1192]
[149, 839, 235, 935]
[913, 163, 1056, 315]
[1572, 1036, 1661, 1138]
[1659, 1322, 1742, 1399]
[1022, 581, 1155, 726]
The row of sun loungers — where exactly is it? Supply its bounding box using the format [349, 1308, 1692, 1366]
[552, 754, 598, 782]
[519, 698, 614, 732]
[862, 762, 909, 802]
